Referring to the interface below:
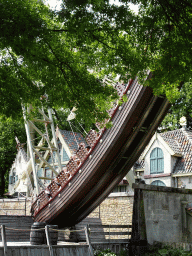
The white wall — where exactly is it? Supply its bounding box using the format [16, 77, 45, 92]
[8, 150, 28, 195]
[145, 176, 172, 187]
[144, 139, 172, 187]
[177, 176, 192, 190]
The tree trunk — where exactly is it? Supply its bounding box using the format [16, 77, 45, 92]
[0, 169, 6, 197]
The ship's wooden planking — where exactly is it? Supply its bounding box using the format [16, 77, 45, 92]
[32, 78, 170, 227]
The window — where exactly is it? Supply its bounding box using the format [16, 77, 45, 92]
[9, 172, 18, 184]
[62, 148, 70, 162]
[48, 152, 56, 163]
[15, 175, 18, 182]
[44, 169, 53, 184]
[151, 180, 166, 186]
[44, 168, 57, 184]
[12, 172, 16, 183]
[9, 175, 13, 184]
[37, 168, 44, 177]
[150, 147, 164, 174]
[112, 185, 127, 193]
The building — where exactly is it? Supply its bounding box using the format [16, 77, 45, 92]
[8, 139, 28, 196]
[37, 129, 86, 185]
[134, 124, 192, 189]
[8, 127, 133, 197]
[8, 128, 86, 197]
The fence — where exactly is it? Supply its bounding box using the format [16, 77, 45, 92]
[73, 223, 132, 254]
[0, 223, 132, 256]
[0, 224, 93, 256]
[87, 224, 132, 253]
[88, 224, 132, 243]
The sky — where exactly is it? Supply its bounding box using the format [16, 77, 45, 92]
[45, 0, 139, 13]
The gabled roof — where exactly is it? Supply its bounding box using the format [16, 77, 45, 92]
[135, 128, 192, 175]
[141, 132, 182, 159]
[59, 129, 86, 154]
[160, 133, 182, 156]
[160, 129, 192, 175]
[41, 128, 86, 167]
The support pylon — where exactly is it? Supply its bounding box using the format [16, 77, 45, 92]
[22, 105, 62, 197]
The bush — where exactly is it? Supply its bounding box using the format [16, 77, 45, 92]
[93, 248, 128, 256]
[94, 249, 117, 256]
[144, 245, 192, 256]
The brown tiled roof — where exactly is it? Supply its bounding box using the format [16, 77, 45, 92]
[60, 130, 86, 154]
[160, 129, 192, 174]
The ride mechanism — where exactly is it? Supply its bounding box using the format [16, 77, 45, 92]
[22, 104, 62, 197]
[23, 75, 170, 227]
[22, 77, 126, 198]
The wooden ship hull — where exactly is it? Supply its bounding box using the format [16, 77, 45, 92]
[31, 78, 170, 227]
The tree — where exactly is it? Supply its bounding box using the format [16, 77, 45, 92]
[58, 0, 192, 100]
[159, 81, 192, 132]
[0, 0, 118, 126]
[1, 0, 191, 124]
[0, 0, 191, 195]
[0, 116, 26, 197]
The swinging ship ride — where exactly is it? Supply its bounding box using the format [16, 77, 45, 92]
[30, 76, 170, 228]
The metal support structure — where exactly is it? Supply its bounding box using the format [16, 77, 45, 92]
[23, 106, 40, 196]
[48, 108, 62, 173]
[1, 225, 7, 256]
[45, 225, 54, 256]
[22, 104, 62, 196]
[85, 226, 94, 256]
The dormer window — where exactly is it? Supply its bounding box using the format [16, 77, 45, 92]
[150, 147, 164, 174]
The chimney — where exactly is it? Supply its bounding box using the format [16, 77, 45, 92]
[180, 116, 187, 130]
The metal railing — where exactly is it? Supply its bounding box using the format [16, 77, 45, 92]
[0, 225, 93, 256]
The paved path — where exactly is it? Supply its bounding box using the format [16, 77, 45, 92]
[0, 241, 85, 247]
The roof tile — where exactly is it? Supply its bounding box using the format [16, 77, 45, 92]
[160, 129, 192, 174]
[59, 129, 86, 154]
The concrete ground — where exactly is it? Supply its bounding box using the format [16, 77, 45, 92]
[0, 241, 85, 247]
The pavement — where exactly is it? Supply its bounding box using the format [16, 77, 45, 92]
[0, 241, 86, 247]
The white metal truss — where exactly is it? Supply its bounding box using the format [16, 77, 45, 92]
[22, 105, 62, 196]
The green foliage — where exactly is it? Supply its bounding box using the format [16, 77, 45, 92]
[1, 0, 191, 126]
[0, 0, 118, 126]
[144, 244, 192, 256]
[93, 248, 128, 256]
[94, 249, 117, 256]
[0, 0, 192, 194]
[159, 81, 192, 131]
[0, 116, 26, 197]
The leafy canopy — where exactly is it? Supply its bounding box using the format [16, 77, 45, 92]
[0, 0, 192, 126]
[0, 0, 192, 196]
